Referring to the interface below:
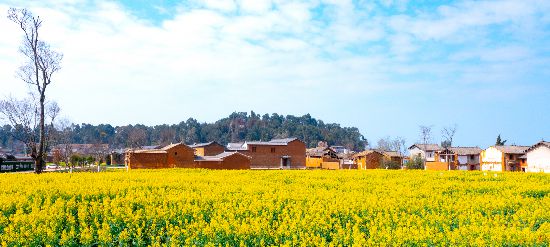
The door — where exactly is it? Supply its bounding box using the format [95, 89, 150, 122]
[281, 157, 291, 169]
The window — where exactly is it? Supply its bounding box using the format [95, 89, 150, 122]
[175, 152, 177, 156]
[470, 155, 474, 160]
[271, 147, 276, 153]
[509, 154, 513, 160]
[252, 147, 257, 152]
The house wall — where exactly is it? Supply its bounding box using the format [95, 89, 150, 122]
[239, 140, 306, 169]
[409, 147, 424, 159]
[195, 155, 250, 170]
[166, 145, 195, 168]
[194, 144, 225, 156]
[481, 147, 504, 171]
[526, 146, 550, 173]
[425, 161, 448, 171]
[321, 162, 340, 170]
[356, 153, 383, 170]
[306, 156, 323, 168]
[127, 152, 168, 169]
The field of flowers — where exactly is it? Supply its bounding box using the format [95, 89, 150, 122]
[0, 169, 549, 246]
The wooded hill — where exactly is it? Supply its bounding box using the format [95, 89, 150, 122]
[0, 112, 368, 152]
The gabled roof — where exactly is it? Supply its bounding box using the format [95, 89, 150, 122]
[353, 149, 384, 158]
[526, 141, 550, 153]
[195, 152, 251, 161]
[227, 142, 247, 151]
[246, 138, 300, 146]
[269, 138, 299, 144]
[493, 145, 529, 154]
[306, 147, 337, 157]
[189, 141, 222, 148]
[408, 144, 442, 151]
[382, 151, 403, 158]
[449, 147, 483, 155]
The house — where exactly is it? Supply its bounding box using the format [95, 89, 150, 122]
[525, 141, 550, 173]
[330, 145, 351, 154]
[125, 143, 195, 169]
[227, 138, 306, 169]
[306, 146, 340, 169]
[438, 147, 483, 170]
[382, 151, 404, 166]
[353, 150, 384, 170]
[189, 142, 225, 156]
[408, 144, 447, 170]
[480, 145, 529, 172]
[194, 152, 251, 170]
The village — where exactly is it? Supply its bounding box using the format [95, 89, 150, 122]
[2, 137, 548, 173]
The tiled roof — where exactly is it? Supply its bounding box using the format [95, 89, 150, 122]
[409, 144, 442, 151]
[189, 141, 220, 148]
[493, 145, 529, 154]
[526, 141, 550, 153]
[353, 149, 384, 158]
[449, 147, 483, 155]
[226, 142, 247, 151]
[269, 138, 298, 143]
[382, 151, 403, 158]
[195, 152, 250, 161]
[161, 143, 188, 151]
[306, 147, 336, 157]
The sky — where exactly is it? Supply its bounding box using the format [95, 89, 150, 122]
[0, 0, 548, 148]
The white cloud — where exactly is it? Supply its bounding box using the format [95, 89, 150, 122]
[0, 0, 548, 137]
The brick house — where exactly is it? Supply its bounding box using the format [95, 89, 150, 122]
[125, 143, 195, 169]
[353, 150, 384, 169]
[189, 142, 225, 156]
[227, 138, 306, 169]
[194, 152, 251, 169]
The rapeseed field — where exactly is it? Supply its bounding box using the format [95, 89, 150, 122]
[0, 169, 548, 246]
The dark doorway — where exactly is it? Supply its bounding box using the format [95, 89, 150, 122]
[281, 157, 291, 168]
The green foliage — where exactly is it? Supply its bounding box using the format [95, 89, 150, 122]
[407, 156, 425, 170]
[495, 134, 507, 146]
[2, 112, 369, 151]
[380, 160, 401, 170]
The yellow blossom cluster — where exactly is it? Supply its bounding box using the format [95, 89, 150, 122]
[0, 170, 549, 246]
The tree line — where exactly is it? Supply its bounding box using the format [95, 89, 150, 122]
[1, 111, 368, 152]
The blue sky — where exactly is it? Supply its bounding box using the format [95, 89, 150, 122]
[0, 0, 548, 148]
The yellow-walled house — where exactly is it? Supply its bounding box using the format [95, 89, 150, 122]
[306, 147, 340, 169]
[480, 145, 529, 172]
[353, 150, 384, 170]
[408, 144, 447, 170]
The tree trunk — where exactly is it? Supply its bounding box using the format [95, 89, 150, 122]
[35, 95, 46, 174]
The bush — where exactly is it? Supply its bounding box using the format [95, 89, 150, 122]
[380, 160, 401, 170]
[407, 156, 425, 170]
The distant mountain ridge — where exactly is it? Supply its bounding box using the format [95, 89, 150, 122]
[0, 112, 368, 152]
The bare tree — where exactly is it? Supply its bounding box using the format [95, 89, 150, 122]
[128, 128, 147, 148]
[441, 124, 457, 148]
[419, 125, 432, 146]
[51, 118, 75, 172]
[0, 96, 59, 171]
[418, 125, 432, 168]
[376, 136, 393, 151]
[392, 136, 407, 158]
[7, 8, 63, 173]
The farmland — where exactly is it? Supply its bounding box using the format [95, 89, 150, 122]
[0, 170, 549, 246]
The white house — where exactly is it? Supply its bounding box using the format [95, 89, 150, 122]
[408, 144, 442, 162]
[525, 141, 550, 173]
